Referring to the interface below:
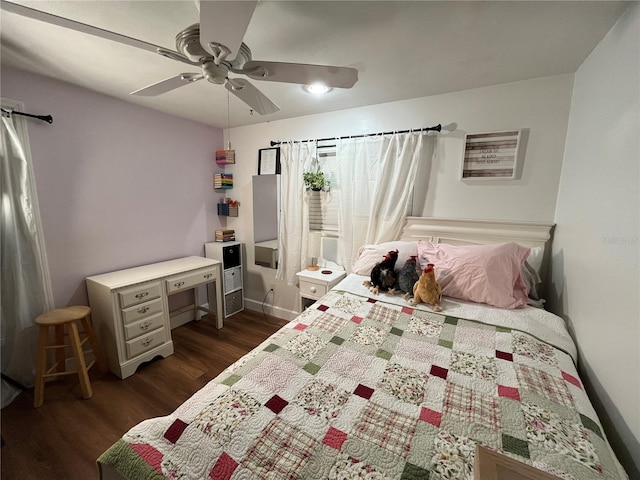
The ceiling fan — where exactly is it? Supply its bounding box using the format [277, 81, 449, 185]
[1, 0, 359, 115]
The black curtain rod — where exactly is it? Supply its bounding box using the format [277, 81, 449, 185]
[1, 108, 53, 124]
[269, 123, 441, 147]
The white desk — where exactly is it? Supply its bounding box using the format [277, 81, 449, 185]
[86, 256, 223, 378]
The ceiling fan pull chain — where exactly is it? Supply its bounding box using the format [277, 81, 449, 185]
[227, 89, 232, 150]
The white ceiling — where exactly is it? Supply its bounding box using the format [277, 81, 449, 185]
[0, 1, 630, 129]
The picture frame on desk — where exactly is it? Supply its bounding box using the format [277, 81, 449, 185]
[258, 147, 281, 175]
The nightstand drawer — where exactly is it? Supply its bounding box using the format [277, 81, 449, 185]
[166, 267, 217, 294]
[299, 279, 328, 299]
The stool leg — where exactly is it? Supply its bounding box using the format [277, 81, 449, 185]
[33, 325, 49, 408]
[68, 322, 92, 399]
[81, 314, 108, 373]
[54, 324, 65, 375]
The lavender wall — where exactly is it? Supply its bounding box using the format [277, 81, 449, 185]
[1, 67, 224, 307]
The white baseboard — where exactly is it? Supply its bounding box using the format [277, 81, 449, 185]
[244, 298, 297, 322]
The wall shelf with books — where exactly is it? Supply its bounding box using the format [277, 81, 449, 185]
[214, 173, 233, 189]
[217, 200, 239, 217]
[216, 149, 235, 165]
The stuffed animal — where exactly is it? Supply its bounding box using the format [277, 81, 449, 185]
[410, 263, 443, 311]
[396, 255, 420, 300]
[363, 249, 399, 295]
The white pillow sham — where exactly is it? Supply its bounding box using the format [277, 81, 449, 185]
[351, 241, 418, 276]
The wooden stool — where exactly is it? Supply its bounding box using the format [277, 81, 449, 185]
[33, 306, 107, 408]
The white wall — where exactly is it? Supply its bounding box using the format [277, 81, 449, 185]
[225, 74, 574, 318]
[549, 4, 640, 477]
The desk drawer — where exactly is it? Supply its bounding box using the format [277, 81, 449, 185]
[166, 267, 217, 294]
[123, 312, 164, 341]
[121, 297, 164, 325]
[126, 327, 166, 358]
[119, 282, 162, 309]
[299, 279, 328, 300]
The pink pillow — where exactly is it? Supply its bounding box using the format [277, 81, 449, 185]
[352, 241, 418, 275]
[416, 241, 530, 309]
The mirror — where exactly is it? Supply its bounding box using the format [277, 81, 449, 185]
[252, 174, 280, 268]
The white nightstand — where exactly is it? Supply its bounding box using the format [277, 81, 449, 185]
[296, 268, 346, 312]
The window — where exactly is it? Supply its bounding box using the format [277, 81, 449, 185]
[309, 142, 339, 232]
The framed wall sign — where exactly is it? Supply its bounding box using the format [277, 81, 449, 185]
[461, 130, 522, 181]
[258, 147, 281, 175]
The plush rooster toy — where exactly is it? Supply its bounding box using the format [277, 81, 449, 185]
[410, 263, 443, 311]
[365, 249, 399, 295]
[396, 255, 420, 300]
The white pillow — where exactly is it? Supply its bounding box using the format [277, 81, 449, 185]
[352, 241, 418, 276]
[521, 261, 541, 299]
[522, 246, 544, 298]
[527, 246, 544, 277]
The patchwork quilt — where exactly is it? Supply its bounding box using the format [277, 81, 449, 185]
[99, 282, 626, 480]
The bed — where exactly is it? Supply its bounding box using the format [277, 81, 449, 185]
[98, 217, 628, 480]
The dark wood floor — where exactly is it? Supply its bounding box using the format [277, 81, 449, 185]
[1, 310, 288, 480]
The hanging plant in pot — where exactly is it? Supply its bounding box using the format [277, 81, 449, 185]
[303, 172, 331, 191]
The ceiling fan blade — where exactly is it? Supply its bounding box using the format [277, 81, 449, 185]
[199, 0, 257, 61]
[131, 74, 204, 97]
[241, 61, 358, 89]
[225, 79, 280, 115]
[0, 0, 195, 66]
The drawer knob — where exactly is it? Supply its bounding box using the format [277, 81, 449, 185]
[137, 306, 150, 314]
[174, 281, 185, 288]
[310, 286, 317, 293]
[135, 292, 149, 299]
[204, 273, 213, 279]
[140, 321, 151, 331]
[141, 337, 152, 347]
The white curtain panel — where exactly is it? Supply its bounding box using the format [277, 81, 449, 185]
[1, 108, 53, 408]
[277, 141, 317, 284]
[336, 132, 427, 273]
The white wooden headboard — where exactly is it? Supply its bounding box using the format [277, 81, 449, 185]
[400, 217, 555, 283]
[400, 217, 553, 248]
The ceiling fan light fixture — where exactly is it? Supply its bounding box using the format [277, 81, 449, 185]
[304, 83, 332, 95]
[202, 61, 230, 84]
